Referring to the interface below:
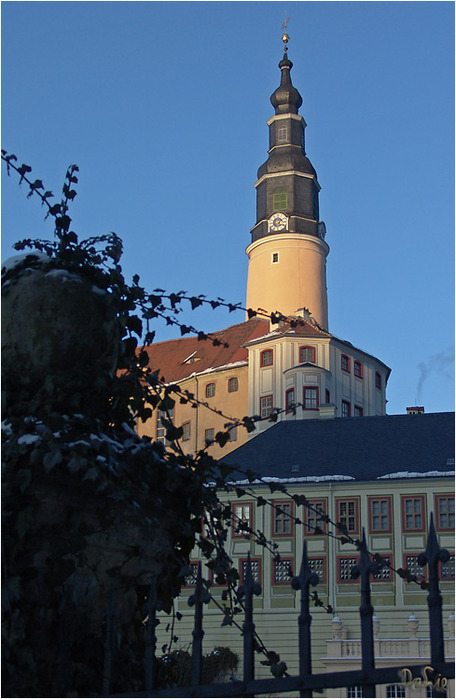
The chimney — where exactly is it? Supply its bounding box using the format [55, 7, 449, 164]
[296, 307, 312, 322]
[406, 406, 425, 415]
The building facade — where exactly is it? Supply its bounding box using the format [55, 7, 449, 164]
[139, 35, 390, 451]
[142, 36, 454, 696]
[166, 412, 455, 696]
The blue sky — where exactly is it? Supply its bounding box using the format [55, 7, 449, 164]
[2, 1, 454, 416]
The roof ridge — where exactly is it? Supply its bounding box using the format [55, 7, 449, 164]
[141, 317, 269, 349]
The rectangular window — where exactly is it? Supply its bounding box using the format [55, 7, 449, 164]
[386, 686, 406, 699]
[277, 125, 287, 143]
[404, 554, 426, 581]
[285, 388, 295, 413]
[336, 498, 359, 535]
[182, 421, 191, 441]
[260, 349, 273, 367]
[232, 503, 253, 538]
[341, 400, 351, 418]
[354, 360, 363, 378]
[375, 372, 382, 389]
[308, 556, 326, 583]
[184, 562, 199, 587]
[273, 191, 287, 210]
[402, 495, 425, 531]
[341, 354, 350, 372]
[272, 252, 279, 264]
[325, 389, 330, 404]
[228, 425, 238, 442]
[305, 499, 327, 535]
[303, 386, 319, 410]
[156, 407, 175, 444]
[441, 553, 455, 580]
[338, 556, 359, 583]
[368, 496, 392, 533]
[260, 394, 273, 419]
[205, 382, 215, 398]
[347, 687, 363, 698]
[204, 428, 214, 444]
[372, 555, 392, 581]
[354, 405, 363, 417]
[272, 558, 293, 584]
[273, 501, 293, 536]
[227, 377, 239, 393]
[240, 558, 261, 585]
[435, 494, 455, 530]
[299, 346, 316, 363]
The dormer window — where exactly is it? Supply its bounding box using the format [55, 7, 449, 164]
[183, 351, 200, 364]
[299, 346, 316, 364]
[260, 349, 273, 367]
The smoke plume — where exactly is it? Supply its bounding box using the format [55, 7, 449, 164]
[415, 346, 454, 405]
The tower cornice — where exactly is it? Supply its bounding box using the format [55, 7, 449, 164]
[266, 113, 306, 126]
[254, 170, 320, 191]
[246, 232, 330, 259]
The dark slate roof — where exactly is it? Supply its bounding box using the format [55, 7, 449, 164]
[220, 412, 455, 482]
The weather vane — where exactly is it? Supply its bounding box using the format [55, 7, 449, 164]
[282, 12, 290, 51]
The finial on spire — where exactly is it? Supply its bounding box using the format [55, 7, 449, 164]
[270, 15, 302, 115]
[282, 13, 290, 53]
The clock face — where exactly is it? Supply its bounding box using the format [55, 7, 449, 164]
[268, 212, 288, 232]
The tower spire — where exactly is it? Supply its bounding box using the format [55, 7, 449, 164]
[245, 32, 330, 330]
[270, 24, 302, 115]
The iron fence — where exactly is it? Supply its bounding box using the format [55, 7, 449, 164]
[110, 514, 455, 698]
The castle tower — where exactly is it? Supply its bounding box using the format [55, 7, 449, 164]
[246, 34, 329, 330]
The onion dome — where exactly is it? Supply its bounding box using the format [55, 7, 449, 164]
[270, 34, 303, 115]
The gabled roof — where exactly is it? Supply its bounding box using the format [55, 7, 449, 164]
[141, 318, 269, 383]
[220, 412, 455, 482]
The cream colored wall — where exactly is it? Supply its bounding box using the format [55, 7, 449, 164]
[246, 234, 329, 330]
[157, 478, 454, 685]
[136, 364, 251, 458]
[330, 341, 388, 417]
[248, 335, 388, 433]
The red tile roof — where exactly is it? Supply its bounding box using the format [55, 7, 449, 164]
[142, 318, 269, 382]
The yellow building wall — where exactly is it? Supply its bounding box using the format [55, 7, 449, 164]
[137, 363, 252, 458]
[246, 233, 329, 329]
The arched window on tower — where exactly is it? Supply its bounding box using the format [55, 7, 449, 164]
[273, 189, 287, 211]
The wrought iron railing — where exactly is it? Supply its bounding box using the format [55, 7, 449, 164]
[110, 514, 454, 698]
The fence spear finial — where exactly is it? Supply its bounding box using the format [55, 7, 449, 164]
[418, 512, 450, 666]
